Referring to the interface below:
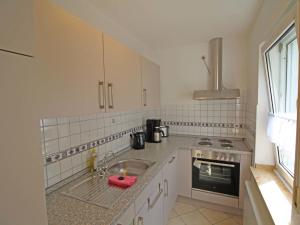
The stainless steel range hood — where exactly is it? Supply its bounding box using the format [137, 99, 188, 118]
[193, 38, 240, 100]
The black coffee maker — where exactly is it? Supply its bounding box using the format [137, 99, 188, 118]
[146, 119, 162, 143]
[130, 132, 145, 150]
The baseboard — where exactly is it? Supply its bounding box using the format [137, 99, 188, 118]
[177, 195, 243, 216]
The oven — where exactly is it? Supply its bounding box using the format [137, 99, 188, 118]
[192, 149, 240, 197]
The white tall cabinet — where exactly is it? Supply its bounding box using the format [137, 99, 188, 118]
[0, 51, 47, 225]
[0, 1, 48, 225]
[0, 0, 34, 56]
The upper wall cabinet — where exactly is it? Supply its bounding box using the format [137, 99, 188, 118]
[0, 0, 34, 56]
[141, 57, 161, 108]
[103, 34, 142, 112]
[35, 0, 105, 117]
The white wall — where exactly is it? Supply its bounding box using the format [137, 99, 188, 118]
[156, 37, 248, 105]
[50, 0, 158, 64]
[247, 0, 297, 165]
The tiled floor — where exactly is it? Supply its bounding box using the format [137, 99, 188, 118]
[168, 201, 243, 225]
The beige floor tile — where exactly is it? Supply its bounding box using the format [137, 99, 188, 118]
[169, 209, 178, 219]
[180, 211, 211, 225]
[198, 208, 230, 224]
[232, 215, 243, 225]
[215, 218, 239, 225]
[168, 216, 185, 225]
[174, 202, 196, 215]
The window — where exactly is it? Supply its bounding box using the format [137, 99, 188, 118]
[265, 24, 298, 176]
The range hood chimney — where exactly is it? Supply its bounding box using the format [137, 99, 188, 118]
[193, 38, 240, 100]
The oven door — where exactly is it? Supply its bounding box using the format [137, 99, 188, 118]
[192, 158, 240, 197]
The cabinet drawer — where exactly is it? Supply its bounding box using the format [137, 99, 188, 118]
[135, 170, 163, 213]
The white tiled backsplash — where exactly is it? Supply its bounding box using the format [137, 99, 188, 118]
[41, 98, 250, 189]
[161, 99, 246, 137]
[41, 109, 160, 188]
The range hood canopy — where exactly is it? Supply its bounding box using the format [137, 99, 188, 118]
[193, 37, 240, 100]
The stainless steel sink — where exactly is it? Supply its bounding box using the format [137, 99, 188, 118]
[61, 158, 155, 209]
[107, 159, 155, 176]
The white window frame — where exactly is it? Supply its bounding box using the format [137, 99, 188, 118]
[261, 11, 297, 188]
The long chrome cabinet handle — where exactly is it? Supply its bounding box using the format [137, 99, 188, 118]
[108, 83, 114, 109]
[164, 179, 168, 197]
[143, 88, 147, 106]
[148, 183, 163, 209]
[98, 81, 105, 109]
[168, 156, 176, 164]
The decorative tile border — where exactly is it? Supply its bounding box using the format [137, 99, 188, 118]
[45, 125, 144, 165]
[162, 121, 244, 129]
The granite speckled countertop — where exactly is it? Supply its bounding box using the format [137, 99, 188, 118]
[46, 135, 251, 225]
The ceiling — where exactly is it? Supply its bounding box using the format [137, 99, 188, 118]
[89, 0, 263, 49]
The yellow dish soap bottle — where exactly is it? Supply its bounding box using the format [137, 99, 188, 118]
[87, 148, 97, 173]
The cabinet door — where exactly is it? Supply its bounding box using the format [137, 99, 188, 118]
[141, 57, 161, 108]
[163, 152, 178, 225]
[177, 150, 192, 197]
[103, 34, 142, 112]
[0, 0, 34, 56]
[239, 154, 251, 208]
[35, 0, 105, 117]
[0, 51, 47, 225]
[135, 183, 164, 225]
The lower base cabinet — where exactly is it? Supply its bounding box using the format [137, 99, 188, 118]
[119, 152, 179, 225]
[114, 204, 135, 225]
[135, 169, 164, 225]
[163, 152, 178, 225]
[177, 149, 192, 197]
[135, 185, 164, 225]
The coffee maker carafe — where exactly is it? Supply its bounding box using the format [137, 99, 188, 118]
[146, 119, 162, 143]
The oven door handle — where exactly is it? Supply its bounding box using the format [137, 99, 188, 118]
[197, 160, 235, 168]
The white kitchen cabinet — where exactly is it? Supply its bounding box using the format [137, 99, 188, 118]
[141, 56, 161, 108]
[135, 170, 164, 225]
[0, 50, 48, 225]
[239, 154, 252, 208]
[162, 152, 178, 225]
[114, 204, 135, 225]
[103, 34, 142, 112]
[177, 149, 192, 197]
[35, 0, 105, 117]
[0, 0, 34, 56]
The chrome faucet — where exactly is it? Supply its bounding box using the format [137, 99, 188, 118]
[98, 151, 116, 176]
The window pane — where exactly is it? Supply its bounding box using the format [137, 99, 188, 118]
[286, 39, 298, 113]
[278, 146, 295, 175]
[265, 25, 298, 176]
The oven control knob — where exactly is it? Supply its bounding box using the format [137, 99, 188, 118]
[216, 154, 221, 160]
[197, 153, 201, 158]
[230, 156, 235, 161]
[221, 155, 225, 161]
